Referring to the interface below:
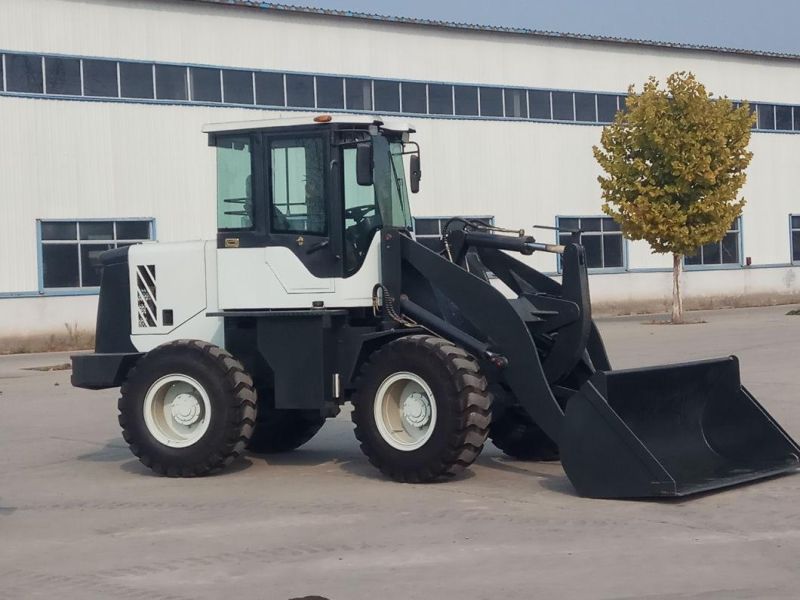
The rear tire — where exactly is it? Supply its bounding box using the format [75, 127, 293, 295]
[490, 404, 559, 461]
[118, 340, 257, 477]
[351, 335, 492, 482]
[248, 407, 325, 454]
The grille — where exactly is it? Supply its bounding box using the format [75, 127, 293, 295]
[136, 264, 157, 327]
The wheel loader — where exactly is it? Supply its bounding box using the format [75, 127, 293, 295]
[71, 115, 799, 498]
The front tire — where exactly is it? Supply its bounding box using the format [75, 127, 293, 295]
[351, 335, 492, 483]
[118, 340, 257, 477]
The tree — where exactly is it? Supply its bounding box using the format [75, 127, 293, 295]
[593, 72, 755, 323]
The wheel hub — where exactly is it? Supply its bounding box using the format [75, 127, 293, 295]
[170, 392, 202, 426]
[401, 392, 431, 428]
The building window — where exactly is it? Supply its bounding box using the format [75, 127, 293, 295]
[504, 88, 527, 119]
[413, 216, 495, 253]
[155, 64, 188, 100]
[776, 105, 792, 130]
[6, 54, 43, 94]
[454, 86, 479, 116]
[190, 67, 221, 103]
[222, 69, 253, 105]
[479, 87, 503, 117]
[684, 217, 742, 267]
[574, 92, 596, 122]
[39, 220, 154, 289]
[597, 94, 618, 122]
[428, 84, 453, 115]
[315, 76, 344, 109]
[401, 82, 427, 114]
[552, 91, 575, 121]
[120, 62, 154, 99]
[373, 80, 400, 112]
[82, 59, 118, 97]
[529, 90, 551, 120]
[791, 215, 800, 264]
[757, 104, 775, 130]
[255, 72, 284, 106]
[345, 78, 372, 111]
[557, 216, 624, 270]
[285, 74, 314, 108]
[45, 57, 81, 95]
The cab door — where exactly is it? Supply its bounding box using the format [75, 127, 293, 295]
[215, 129, 343, 309]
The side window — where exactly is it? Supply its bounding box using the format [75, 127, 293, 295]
[270, 137, 327, 235]
[684, 217, 741, 267]
[216, 136, 253, 231]
[343, 147, 380, 272]
[557, 216, 624, 270]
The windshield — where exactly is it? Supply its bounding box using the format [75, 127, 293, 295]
[373, 135, 413, 230]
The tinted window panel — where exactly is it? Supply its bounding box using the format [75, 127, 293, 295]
[575, 93, 596, 122]
[721, 232, 739, 264]
[285, 74, 314, 107]
[792, 216, 800, 229]
[255, 72, 284, 106]
[222, 70, 253, 104]
[6, 54, 43, 93]
[454, 86, 478, 116]
[581, 218, 602, 231]
[603, 218, 621, 232]
[504, 88, 527, 118]
[374, 80, 400, 112]
[401, 82, 427, 114]
[703, 240, 721, 264]
[684, 251, 701, 265]
[120, 62, 154, 99]
[155, 65, 187, 100]
[529, 90, 551, 119]
[552, 91, 574, 120]
[83, 59, 118, 97]
[116, 221, 151, 240]
[41, 222, 77, 240]
[603, 235, 623, 268]
[618, 95, 628, 113]
[80, 244, 114, 287]
[428, 84, 453, 115]
[582, 235, 603, 269]
[479, 87, 503, 117]
[558, 217, 579, 231]
[190, 67, 221, 102]
[345, 78, 372, 111]
[793, 231, 800, 262]
[597, 94, 618, 122]
[795, 107, 800, 131]
[0, 57, 3, 91]
[757, 104, 775, 130]
[315, 76, 344, 109]
[79, 221, 113, 240]
[775, 105, 792, 130]
[43, 245, 79, 288]
[45, 57, 80, 95]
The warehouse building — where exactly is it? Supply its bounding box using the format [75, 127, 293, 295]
[1, 0, 799, 340]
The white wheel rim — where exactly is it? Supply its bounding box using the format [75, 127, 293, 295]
[143, 374, 211, 448]
[374, 371, 437, 451]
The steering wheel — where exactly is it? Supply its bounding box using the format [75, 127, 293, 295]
[345, 204, 377, 224]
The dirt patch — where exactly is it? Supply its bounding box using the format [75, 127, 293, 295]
[787, 309, 800, 316]
[0, 330, 94, 355]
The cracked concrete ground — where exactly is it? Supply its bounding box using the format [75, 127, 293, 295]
[1, 304, 799, 600]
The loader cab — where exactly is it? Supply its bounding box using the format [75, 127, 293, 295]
[206, 116, 417, 309]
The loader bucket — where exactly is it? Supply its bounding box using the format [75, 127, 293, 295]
[560, 357, 800, 498]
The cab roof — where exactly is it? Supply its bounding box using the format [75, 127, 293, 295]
[202, 115, 416, 135]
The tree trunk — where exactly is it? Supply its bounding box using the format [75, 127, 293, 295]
[672, 253, 684, 324]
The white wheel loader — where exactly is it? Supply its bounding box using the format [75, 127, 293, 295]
[72, 115, 799, 498]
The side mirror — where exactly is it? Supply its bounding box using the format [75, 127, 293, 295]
[356, 142, 374, 186]
[409, 154, 421, 194]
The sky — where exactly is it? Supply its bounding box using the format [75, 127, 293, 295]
[276, 0, 800, 55]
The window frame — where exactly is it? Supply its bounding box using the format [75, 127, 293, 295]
[37, 218, 155, 293]
[683, 217, 744, 270]
[791, 214, 800, 265]
[555, 215, 628, 273]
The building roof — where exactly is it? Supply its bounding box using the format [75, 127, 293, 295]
[185, 0, 800, 62]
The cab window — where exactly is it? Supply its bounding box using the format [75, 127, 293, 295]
[216, 136, 254, 231]
[270, 137, 327, 235]
[343, 147, 380, 272]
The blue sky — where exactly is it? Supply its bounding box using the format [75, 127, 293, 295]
[279, 0, 800, 55]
